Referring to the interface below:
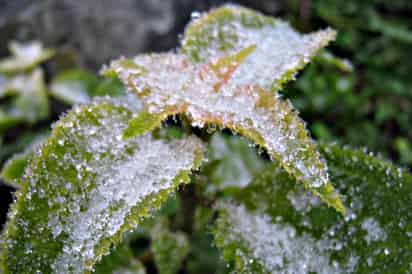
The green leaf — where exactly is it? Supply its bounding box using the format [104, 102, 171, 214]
[106, 51, 344, 214]
[1, 96, 205, 274]
[94, 76, 127, 98]
[214, 143, 412, 273]
[0, 41, 54, 74]
[151, 217, 190, 274]
[50, 70, 99, 105]
[0, 132, 47, 188]
[182, 4, 336, 91]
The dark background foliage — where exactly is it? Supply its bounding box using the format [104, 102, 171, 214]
[1, 0, 411, 248]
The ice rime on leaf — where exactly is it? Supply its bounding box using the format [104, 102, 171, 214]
[182, 5, 336, 91]
[214, 144, 412, 273]
[106, 52, 344, 214]
[1, 96, 205, 274]
[215, 203, 345, 274]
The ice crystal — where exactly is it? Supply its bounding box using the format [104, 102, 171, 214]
[1, 96, 205, 274]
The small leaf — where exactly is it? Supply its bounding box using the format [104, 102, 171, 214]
[50, 70, 99, 105]
[94, 76, 127, 98]
[0, 69, 49, 131]
[1, 96, 205, 274]
[182, 4, 336, 91]
[151, 217, 190, 274]
[214, 144, 412, 273]
[315, 50, 353, 72]
[107, 52, 344, 213]
[0, 41, 54, 74]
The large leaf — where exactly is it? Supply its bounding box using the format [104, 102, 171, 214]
[1, 96, 205, 274]
[105, 51, 344, 214]
[181, 5, 335, 91]
[214, 144, 412, 273]
[0, 41, 54, 74]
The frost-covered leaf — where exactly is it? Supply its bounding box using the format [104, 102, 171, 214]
[151, 217, 190, 274]
[50, 70, 99, 105]
[1, 96, 205, 274]
[0, 69, 49, 131]
[0, 41, 54, 74]
[182, 5, 336, 91]
[106, 52, 344, 214]
[0, 132, 48, 188]
[214, 144, 412, 273]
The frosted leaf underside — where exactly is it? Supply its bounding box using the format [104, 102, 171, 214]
[107, 52, 343, 213]
[1, 97, 205, 274]
[182, 4, 336, 91]
[214, 144, 412, 273]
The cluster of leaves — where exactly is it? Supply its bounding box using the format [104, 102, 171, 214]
[0, 41, 126, 183]
[0, 4, 411, 274]
[284, 0, 412, 167]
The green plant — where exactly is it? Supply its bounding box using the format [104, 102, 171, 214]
[1, 5, 411, 274]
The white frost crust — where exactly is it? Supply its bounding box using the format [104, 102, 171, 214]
[223, 204, 358, 274]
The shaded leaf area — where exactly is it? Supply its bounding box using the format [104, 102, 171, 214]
[1, 131, 48, 187]
[182, 4, 335, 92]
[204, 132, 268, 192]
[214, 143, 412, 273]
[151, 217, 190, 274]
[0, 41, 54, 74]
[94, 238, 146, 274]
[1, 96, 205, 274]
[50, 70, 126, 105]
[0, 69, 49, 132]
[107, 50, 343, 213]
